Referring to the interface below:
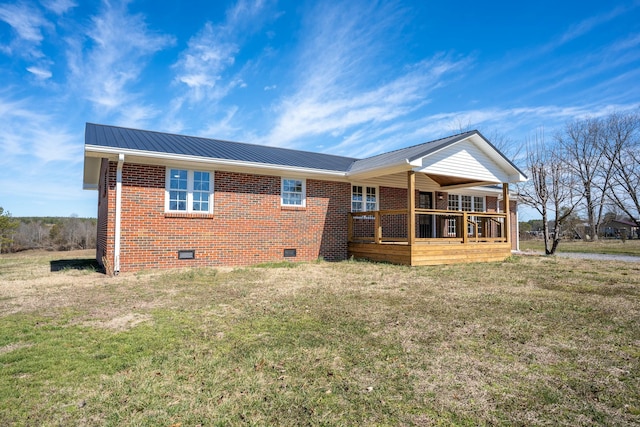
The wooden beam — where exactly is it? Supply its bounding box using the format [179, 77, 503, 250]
[408, 171, 416, 246]
[374, 211, 382, 244]
[503, 183, 510, 245]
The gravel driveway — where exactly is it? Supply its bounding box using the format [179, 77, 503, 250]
[517, 250, 640, 263]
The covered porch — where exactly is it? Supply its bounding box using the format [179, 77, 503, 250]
[347, 171, 513, 265]
[345, 131, 526, 266]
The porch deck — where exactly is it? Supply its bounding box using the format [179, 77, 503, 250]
[347, 208, 511, 266]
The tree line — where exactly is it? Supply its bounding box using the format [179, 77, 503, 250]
[0, 210, 96, 253]
[519, 111, 640, 254]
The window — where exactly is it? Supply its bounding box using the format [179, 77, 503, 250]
[166, 168, 213, 213]
[461, 195, 472, 212]
[281, 178, 306, 207]
[474, 197, 484, 212]
[447, 194, 459, 211]
[447, 194, 485, 236]
[448, 194, 485, 212]
[351, 185, 378, 212]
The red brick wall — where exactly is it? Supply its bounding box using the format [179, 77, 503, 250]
[486, 196, 497, 212]
[96, 159, 114, 273]
[100, 162, 350, 272]
[380, 186, 408, 239]
[510, 200, 518, 251]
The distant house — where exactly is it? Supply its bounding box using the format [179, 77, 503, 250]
[83, 123, 527, 274]
[602, 219, 639, 239]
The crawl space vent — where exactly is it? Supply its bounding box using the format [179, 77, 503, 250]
[178, 250, 195, 260]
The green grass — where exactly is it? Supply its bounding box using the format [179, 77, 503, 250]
[1, 250, 639, 425]
[520, 238, 640, 256]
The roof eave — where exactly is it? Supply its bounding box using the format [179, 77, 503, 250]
[347, 159, 414, 180]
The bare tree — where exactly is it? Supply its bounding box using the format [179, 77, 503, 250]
[556, 117, 611, 240]
[603, 111, 640, 228]
[518, 131, 580, 254]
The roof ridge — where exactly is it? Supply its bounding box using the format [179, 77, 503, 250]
[357, 129, 477, 162]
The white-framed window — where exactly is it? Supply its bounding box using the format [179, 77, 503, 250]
[447, 194, 459, 211]
[474, 197, 484, 212]
[447, 194, 485, 236]
[448, 194, 485, 212]
[166, 168, 214, 213]
[351, 185, 378, 212]
[281, 178, 306, 207]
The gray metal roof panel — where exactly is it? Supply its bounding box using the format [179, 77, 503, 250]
[347, 131, 476, 173]
[85, 123, 358, 172]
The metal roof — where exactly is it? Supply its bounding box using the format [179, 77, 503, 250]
[84, 123, 526, 182]
[85, 123, 358, 172]
[347, 131, 476, 173]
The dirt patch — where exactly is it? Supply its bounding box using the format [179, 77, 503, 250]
[0, 342, 33, 355]
[83, 313, 153, 331]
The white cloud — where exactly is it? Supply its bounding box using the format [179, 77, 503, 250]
[0, 96, 80, 164]
[261, 1, 470, 150]
[66, 1, 174, 116]
[42, 0, 77, 15]
[173, 0, 275, 102]
[26, 66, 52, 79]
[0, 1, 51, 58]
[174, 22, 238, 100]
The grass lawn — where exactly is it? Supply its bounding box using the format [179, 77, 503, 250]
[520, 238, 640, 256]
[1, 250, 639, 426]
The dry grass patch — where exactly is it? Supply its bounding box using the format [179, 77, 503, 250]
[1, 252, 639, 425]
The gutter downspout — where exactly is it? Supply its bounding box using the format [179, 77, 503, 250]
[114, 153, 124, 275]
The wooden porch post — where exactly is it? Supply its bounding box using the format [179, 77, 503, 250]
[408, 171, 416, 245]
[503, 183, 510, 244]
[462, 212, 468, 244]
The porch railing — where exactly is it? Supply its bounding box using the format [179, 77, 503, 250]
[348, 209, 507, 244]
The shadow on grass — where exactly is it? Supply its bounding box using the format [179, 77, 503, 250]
[50, 258, 102, 273]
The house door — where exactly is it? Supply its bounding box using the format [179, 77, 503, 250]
[418, 192, 433, 238]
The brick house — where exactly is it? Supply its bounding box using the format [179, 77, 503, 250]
[83, 123, 527, 274]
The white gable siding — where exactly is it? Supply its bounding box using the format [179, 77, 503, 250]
[416, 140, 509, 183]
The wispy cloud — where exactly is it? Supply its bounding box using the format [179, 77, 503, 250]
[0, 1, 51, 58]
[173, 22, 239, 101]
[26, 66, 52, 79]
[0, 95, 79, 164]
[552, 4, 630, 48]
[496, 3, 639, 75]
[42, 0, 77, 15]
[66, 1, 174, 122]
[262, 1, 471, 151]
[173, 0, 276, 103]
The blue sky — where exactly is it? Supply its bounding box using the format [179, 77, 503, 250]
[1, 0, 639, 219]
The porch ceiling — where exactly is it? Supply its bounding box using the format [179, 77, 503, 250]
[425, 173, 493, 187]
[356, 171, 502, 194]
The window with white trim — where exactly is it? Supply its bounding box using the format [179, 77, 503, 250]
[281, 178, 306, 207]
[448, 194, 485, 212]
[447, 194, 459, 211]
[447, 194, 486, 236]
[351, 185, 378, 212]
[166, 168, 214, 213]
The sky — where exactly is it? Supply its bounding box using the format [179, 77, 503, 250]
[1, 0, 639, 219]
